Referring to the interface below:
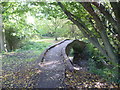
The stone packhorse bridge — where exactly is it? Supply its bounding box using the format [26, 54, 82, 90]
[34, 39, 86, 88]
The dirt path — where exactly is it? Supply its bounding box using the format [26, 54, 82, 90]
[34, 40, 73, 88]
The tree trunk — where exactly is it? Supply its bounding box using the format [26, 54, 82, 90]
[0, 31, 4, 53]
[100, 30, 118, 63]
[0, 7, 4, 53]
[55, 36, 58, 41]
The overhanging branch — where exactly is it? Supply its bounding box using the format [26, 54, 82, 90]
[58, 2, 110, 60]
[92, 2, 120, 36]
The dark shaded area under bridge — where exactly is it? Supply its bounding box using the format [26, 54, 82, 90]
[33, 39, 87, 88]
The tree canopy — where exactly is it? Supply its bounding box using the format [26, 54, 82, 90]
[1, 1, 120, 60]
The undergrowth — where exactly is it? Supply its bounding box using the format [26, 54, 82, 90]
[86, 43, 120, 84]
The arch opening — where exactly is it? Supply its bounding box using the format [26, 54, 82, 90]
[66, 40, 87, 67]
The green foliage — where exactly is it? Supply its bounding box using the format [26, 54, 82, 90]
[2, 2, 85, 51]
[87, 43, 119, 83]
[85, 43, 95, 57]
[2, 2, 42, 51]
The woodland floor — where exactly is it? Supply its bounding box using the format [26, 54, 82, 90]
[1, 51, 119, 88]
[1, 39, 119, 88]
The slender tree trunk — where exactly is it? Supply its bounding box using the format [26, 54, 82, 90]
[55, 36, 58, 41]
[100, 30, 118, 63]
[0, 6, 4, 53]
[0, 31, 4, 53]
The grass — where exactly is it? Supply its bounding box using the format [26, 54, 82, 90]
[2, 39, 53, 66]
[16, 40, 52, 52]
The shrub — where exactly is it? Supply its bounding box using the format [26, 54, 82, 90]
[87, 43, 119, 84]
[5, 27, 23, 51]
